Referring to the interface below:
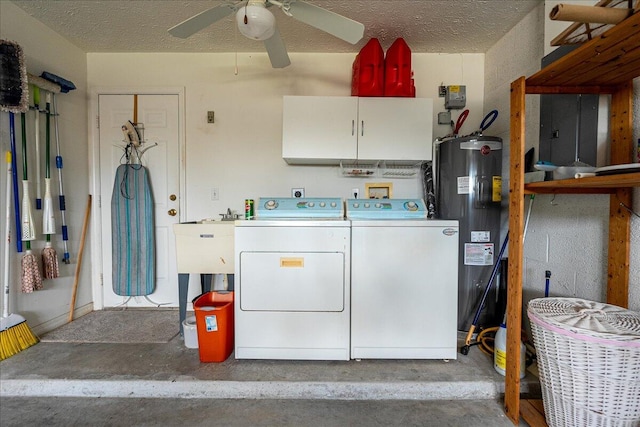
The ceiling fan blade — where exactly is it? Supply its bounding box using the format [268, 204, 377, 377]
[264, 27, 291, 68]
[168, 3, 242, 38]
[287, 1, 364, 44]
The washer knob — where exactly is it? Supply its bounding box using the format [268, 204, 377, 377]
[353, 203, 360, 208]
[320, 202, 326, 207]
[330, 202, 337, 208]
[308, 202, 315, 207]
[375, 203, 381, 208]
[265, 200, 277, 209]
[364, 203, 370, 208]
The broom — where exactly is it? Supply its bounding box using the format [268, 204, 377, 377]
[42, 92, 59, 278]
[1, 151, 39, 360]
[20, 112, 43, 293]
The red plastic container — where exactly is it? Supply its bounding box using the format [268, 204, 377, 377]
[384, 38, 415, 97]
[194, 291, 234, 362]
[351, 38, 384, 97]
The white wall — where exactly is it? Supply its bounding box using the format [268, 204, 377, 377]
[485, 1, 639, 313]
[87, 52, 485, 221]
[0, 1, 93, 334]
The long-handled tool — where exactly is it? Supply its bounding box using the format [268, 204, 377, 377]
[1, 151, 39, 360]
[25, 74, 60, 212]
[42, 93, 59, 278]
[8, 113, 22, 253]
[461, 231, 509, 355]
[40, 71, 73, 264]
[51, 94, 70, 264]
[32, 86, 42, 210]
[69, 195, 91, 323]
[20, 112, 42, 293]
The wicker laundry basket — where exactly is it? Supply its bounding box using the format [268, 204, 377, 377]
[527, 298, 640, 427]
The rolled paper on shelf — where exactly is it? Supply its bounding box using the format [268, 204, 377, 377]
[550, 4, 632, 25]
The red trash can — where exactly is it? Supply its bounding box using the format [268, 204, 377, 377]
[193, 291, 234, 362]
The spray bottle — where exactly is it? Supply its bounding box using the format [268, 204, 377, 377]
[494, 319, 526, 378]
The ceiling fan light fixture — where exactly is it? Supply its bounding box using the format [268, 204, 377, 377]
[236, 4, 276, 41]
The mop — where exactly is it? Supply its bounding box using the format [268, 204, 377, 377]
[42, 93, 59, 278]
[1, 151, 39, 360]
[20, 112, 43, 293]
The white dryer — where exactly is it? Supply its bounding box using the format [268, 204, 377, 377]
[234, 198, 350, 360]
[347, 199, 459, 359]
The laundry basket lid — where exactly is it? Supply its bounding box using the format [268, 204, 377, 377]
[528, 298, 640, 344]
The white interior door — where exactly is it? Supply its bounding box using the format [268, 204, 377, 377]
[98, 94, 180, 307]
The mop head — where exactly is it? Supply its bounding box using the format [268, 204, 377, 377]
[42, 243, 60, 279]
[0, 314, 39, 361]
[21, 250, 43, 293]
[0, 39, 29, 113]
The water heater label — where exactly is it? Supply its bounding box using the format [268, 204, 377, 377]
[457, 176, 470, 194]
[471, 231, 490, 243]
[492, 176, 502, 202]
[464, 243, 494, 266]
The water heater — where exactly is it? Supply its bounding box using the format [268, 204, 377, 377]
[436, 135, 503, 331]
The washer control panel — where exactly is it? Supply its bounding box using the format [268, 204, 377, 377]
[257, 197, 344, 219]
[346, 198, 427, 219]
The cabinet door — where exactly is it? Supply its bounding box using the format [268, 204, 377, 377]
[357, 97, 433, 162]
[282, 96, 358, 164]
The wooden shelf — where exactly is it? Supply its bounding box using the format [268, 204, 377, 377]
[525, 172, 640, 194]
[525, 12, 640, 91]
[504, 11, 639, 426]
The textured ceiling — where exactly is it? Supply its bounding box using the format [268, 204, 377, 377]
[11, 0, 542, 54]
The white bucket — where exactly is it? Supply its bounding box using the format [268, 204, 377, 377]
[182, 316, 199, 349]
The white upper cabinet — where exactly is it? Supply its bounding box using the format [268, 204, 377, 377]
[282, 96, 433, 165]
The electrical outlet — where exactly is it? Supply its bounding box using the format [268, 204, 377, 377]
[352, 188, 360, 199]
[439, 85, 447, 97]
[207, 111, 215, 124]
[292, 188, 305, 198]
[211, 188, 219, 201]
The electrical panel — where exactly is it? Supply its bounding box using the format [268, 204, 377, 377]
[444, 85, 466, 109]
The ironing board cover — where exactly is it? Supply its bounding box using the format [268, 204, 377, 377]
[111, 164, 155, 296]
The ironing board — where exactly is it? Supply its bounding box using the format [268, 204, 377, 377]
[111, 163, 155, 296]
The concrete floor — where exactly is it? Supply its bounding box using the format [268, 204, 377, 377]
[1, 329, 538, 426]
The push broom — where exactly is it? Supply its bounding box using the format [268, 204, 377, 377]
[1, 151, 39, 360]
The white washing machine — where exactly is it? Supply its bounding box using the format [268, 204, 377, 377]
[234, 198, 350, 360]
[347, 199, 459, 359]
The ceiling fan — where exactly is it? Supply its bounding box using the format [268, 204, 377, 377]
[168, 0, 365, 68]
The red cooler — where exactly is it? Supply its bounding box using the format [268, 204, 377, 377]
[194, 291, 234, 362]
[384, 38, 415, 97]
[351, 38, 384, 97]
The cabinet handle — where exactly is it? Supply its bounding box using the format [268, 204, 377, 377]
[361, 120, 364, 136]
[351, 120, 355, 136]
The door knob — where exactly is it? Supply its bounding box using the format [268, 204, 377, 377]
[168, 209, 177, 216]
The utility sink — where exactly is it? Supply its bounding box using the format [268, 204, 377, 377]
[172, 222, 234, 274]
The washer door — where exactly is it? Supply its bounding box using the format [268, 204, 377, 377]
[239, 251, 345, 312]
